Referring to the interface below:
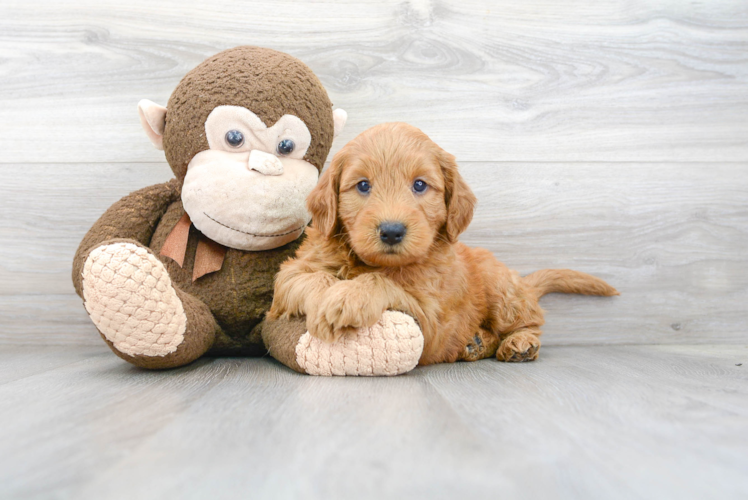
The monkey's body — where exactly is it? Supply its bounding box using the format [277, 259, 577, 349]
[72, 180, 305, 367]
[71, 46, 425, 374]
[152, 198, 301, 350]
[156, 201, 305, 354]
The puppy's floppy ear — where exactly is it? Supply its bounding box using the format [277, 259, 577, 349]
[307, 149, 345, 238]
[438, 149, 476, 243]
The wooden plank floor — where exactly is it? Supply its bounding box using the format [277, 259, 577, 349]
[1, 0, 747, 498]
[1, 344, 746, 499]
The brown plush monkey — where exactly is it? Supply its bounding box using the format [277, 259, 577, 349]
[72, 46, 424, 374]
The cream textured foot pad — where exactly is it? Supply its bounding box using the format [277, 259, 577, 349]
[296, 311, 424, 376]
[81, 243, 186, 357]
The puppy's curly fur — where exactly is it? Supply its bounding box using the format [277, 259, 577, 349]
[269, 123, 618, 365]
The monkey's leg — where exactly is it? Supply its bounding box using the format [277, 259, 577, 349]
[262, 311, 424, 376]
[72, 180, 180, 296]
[81, 241, 218, 369]
[496, 327, 542, 363]
[459, 328, 500, 362]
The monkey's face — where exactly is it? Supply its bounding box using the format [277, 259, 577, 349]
[181, 106, 318, 251]
[138, 46, 348, 251]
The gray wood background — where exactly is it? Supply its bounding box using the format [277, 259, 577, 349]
[1, 344, 747, 499]
[1, 1, 747, 499]
[1, 0, 745, 346]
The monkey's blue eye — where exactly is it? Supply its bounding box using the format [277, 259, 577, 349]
[225, 130, 244, 148]
[356, 180, 371, 194]
[277, 139, 295, 155]
[413, 179, 428, 193]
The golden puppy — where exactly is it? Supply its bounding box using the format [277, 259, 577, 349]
[268, 123, 618, 365]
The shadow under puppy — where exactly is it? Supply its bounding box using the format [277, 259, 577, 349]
[269, 123, 618, 365]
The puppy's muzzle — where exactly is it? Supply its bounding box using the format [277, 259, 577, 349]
[378, 221, 407, 246]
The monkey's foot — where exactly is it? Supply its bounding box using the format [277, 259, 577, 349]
[295, 311, 424, 376]
[496, 328, 541, 362]
[81, 242, 187, 357]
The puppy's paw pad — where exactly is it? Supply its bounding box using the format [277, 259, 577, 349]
[296, 311, 424, 376]
[460, 331, 500, 362]
[496, 333, 540, 363]
[82, 242, 186, 357]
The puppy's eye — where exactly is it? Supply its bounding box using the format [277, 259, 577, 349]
[413, 179, 428, 193]
[225, 130, 244, 148]
[356, 180, 371, 194]
[277, 139, 295, 156]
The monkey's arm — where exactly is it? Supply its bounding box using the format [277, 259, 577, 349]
[72, 179, 181, 296]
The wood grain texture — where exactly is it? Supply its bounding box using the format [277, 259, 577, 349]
[0, 344, 746, 499]
[461, 162, 748, 344]
[1, 161, 745, 345]
[0, 0, 746, 164]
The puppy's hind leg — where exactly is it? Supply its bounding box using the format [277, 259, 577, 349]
[496, 327, 542, 362]
[459, 327, 500, 362]
[490, 269, 545, 362]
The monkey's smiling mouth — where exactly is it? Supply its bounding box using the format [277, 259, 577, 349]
[203, 212, 307, 238]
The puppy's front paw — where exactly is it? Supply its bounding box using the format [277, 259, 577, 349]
[306, 309, 341, 343]
[320, 280, 384, 339]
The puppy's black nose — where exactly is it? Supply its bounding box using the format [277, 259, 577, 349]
[379, 222, 406, 246]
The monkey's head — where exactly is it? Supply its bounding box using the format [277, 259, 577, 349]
[137, 46, 346, 251]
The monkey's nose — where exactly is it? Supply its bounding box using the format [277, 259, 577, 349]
[379, 222, 407, 246]
[248, 150, 284, 176]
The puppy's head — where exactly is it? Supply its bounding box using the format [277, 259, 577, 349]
[307, 122, 476, 267]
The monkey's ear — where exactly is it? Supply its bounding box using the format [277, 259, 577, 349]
[439, 149, 477, 243]
[333, 109, 347, 139]
[137, 99, 167, 150]
[307, 150, 345, 238]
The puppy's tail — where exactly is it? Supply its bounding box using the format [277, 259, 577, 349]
[523, 269, 619, 299]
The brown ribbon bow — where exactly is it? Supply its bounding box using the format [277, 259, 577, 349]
[160, 213, 226, 282]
